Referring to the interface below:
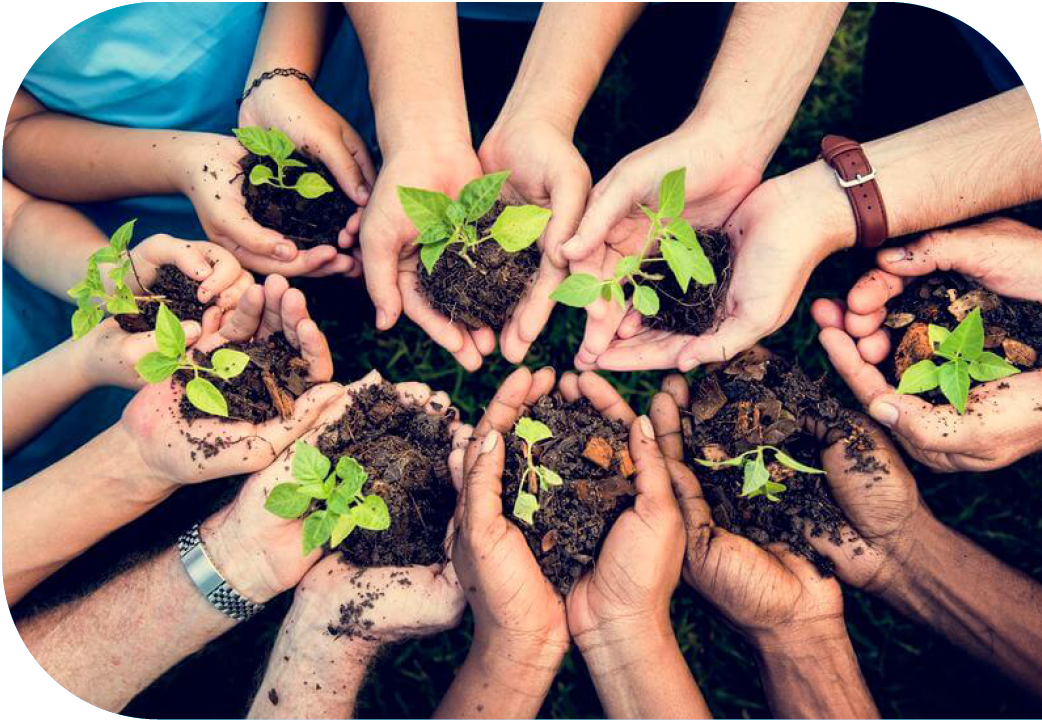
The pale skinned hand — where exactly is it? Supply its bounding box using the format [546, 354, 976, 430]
[478, 117, 590, 362]
[359, 142, 495, 371]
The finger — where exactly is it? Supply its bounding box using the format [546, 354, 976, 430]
[125, 320, 202, 365]
[297, 253, 355, 278]
[561, 173, 632, 262]
[661, 374, 690, 409]
[558, 371, 580, 402]
[465, 367, 533, 472]
[315, 129, 371, 207]
[362, 230, 405, 331]
[426, 391, 452, 416]
[578, 296, 627, 359]
[216, 270, 256, 310]
[845, 307, 887, 339]
[500, 257, 564, 363]
[847, 269, 904, 316]
[578, 371, 636, 425]
[665, 457, 715, 561]
[472, 326, 497, 357]
[677, 315, 766, 372]
[297, 319, 333, 382]
[875, 231, 984, 279]
[449, 423, 474, 495]
[229, 243, 339, 277]
[196, 243, 244, 303]
[595, 331, 690, 371]
[650, 392, 684, 461]
[617, 308, 644, 339]
[259, 274, 291, 339]
[856, 329, 891, 365]
[818, 327, 893, 406]
[218, 283, 265, 341]
[400, 271, 466, 356]
[463, 430, 506, 528]
[545, 167, 590, 267]
[200, 306, 223, 338]
[214, 213, 298, 262]
[136, 235, 212, 286]
[278, 288, 309, 348]
[528, 367, 556, 404]
[629, 415, 673, 502]
[866, 392, 972, 452]
[810, 298, 846, 329]
[395, 382, 432, 406]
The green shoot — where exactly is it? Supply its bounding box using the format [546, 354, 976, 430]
[397, 171, 552, 273]
[234, 127, 334, 199]
[694, 445, 824, 502]
[134, 304, 251, 418]
[264, 441, 391, 555]
[550, 168, 716, 317]
[896, 307, 1019, 414]
[511, 417, 563, 525]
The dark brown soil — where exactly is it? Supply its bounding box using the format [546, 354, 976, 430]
[419, 201, 540, 330]
[681, 349, 873, 574]
[240, 152, 355, 248]
[503, 394, 634, 594]
[644, 228, 732, 334]
[316, 382, 456, 567]
[115, 264, 205, 333]
[178, 332, 313, 423]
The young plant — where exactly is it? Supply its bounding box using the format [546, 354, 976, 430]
[896, 306, 1020, 414]
[134, 303, 251, 418]
[397, 170, 552, 273]
[695, 445, 824, 502]
[511, 417, 563, 525]
[550, 167, 716, 317]
[234, 127, 334, 199]
[263, 441, 392, 555]
[67, 219, 164, 338]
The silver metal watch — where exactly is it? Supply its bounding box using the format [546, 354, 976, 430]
[177, 523, 265, 622]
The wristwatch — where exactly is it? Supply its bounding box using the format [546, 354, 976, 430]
[177, 523, 265, 622]
[820, 134, 890, 248]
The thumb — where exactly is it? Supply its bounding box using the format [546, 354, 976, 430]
[254, 382, 347, 455]
[867, 392, 966, 451]
[127, 320, 202, 358]
[315, 129, 371, 207]
[876, 228, 991, 280]
[545, 168, 590, 267]
[561, 175, 634, 262]
[361, 228, 404, 330]
[213, 212, 297, 262]
[463, 430, 506, 529]
[677, 315, 765, 371]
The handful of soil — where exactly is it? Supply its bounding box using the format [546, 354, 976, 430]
[419, 201, 540, 330]
[682, 349, 868, 574]
[885, 272, 1042, 389]
[644, 228, 732, 335]
[503, 394, 634, 594]
[316, 382, 456, 567]
[241, 152, 355, 248]
[178, 332, 313, 423]
[115, 264, 206, 333]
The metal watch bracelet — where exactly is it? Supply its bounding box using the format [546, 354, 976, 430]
[177, 523, 265, 622]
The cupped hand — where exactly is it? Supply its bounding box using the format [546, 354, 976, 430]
[75, 316, 202, 390]
[359, 142, 496, 371]
[129, 235, 255, 309]
[478, 116, 590, 362]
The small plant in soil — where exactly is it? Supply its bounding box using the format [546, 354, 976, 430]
[695, 445, 825, 502]
[234, 127, 334, 199]
[551, 168, 717, 319]
[136, 303, 251, 417]
[511, 417, 564, 524]
[264, 441, 391, 555]
[895, 306, 1020, 414]
[397, 171, 551, 329]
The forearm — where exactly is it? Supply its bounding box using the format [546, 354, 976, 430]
[246, 2, 330, 84]
[2, 425, 170, 605]
[879, 511, 1042, 697]
[497, 2, 645, 133]
[16, 545, 235, 711]
[345, 2, 469, 152]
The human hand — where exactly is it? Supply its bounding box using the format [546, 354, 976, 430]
[359, 142, 496, 371]
[129, 235, 255, 309]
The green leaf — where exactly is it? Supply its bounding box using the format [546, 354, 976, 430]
[330, 513, 357, 548]
[415, 223, 450, 245]
[109, 219, 136, 254]
[297, 481, 329, 500]
[292, 441, 331, 485]
[927, 324, 951, 349]
[294, 172, 334, 199]
[694, 455, 745, 469]
[420, 240, 450, 274]
[658, 168, 685, 218]
[326, 485, 352, 515]
[446, 201, 467, 228]
[302, 510, 335, 554]
[108, 265, 126, 284]
[281, 158, 307, 169]
[264, 483, 311, 519]
[490, 205, 552, 252]
[660, 239, 693, 293]
[135, 351, 179, 383]
[233, 127, 277, 157]
[106, 284, 139, 315]
[938, 359, 971, 414]
[397, 186, 452, 232]
[968, 351, 1021, 382]
[896, 359, 941, 394]
[937, 307, 984, 360]
[266, 129, 296, 161]
[67, 279, 93, 301]
[763, 481, 788, 501]
[666, 220, 716, 285]
[536, 466, 563, 490]
[335, 456, 368, 498]
[515, 417, 553, 445]
[632, 284, 660, 317]
[210, 349, 251, 379]
[550, 274, 602, 307]
[352, 495, 391, 531]
[185, 377, 229, 417]
[459, 171, 509, 221]
[608, 281, 625, 308]
[154, 303, 186, 358]
[771, 449, 825, 475]
[91, 246, 120, 266]
[249, 164, 274, 186]
[614, 255, 641, 279]
[740, 455, 770, 497]
[71, 303, 104, 339]
[512, 490, 540, 526]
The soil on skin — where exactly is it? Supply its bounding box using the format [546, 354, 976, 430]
[178, 332, 313, 424]
[419, 201, 540, 331]
[503, 394, 634, 594]
[645, 228, 732, 334]
[115, 264, 205, 333]
[682, 349, 879, 574]
[316, 382, 456, 568]
[240, 152, 355, 248]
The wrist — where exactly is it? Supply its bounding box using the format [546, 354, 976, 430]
[469, 625, 568, 690]
[375, 108, 470, 159]
[64, 334, 104, 393]
[93, 423, 177, 507]
[198, 508, 284, 605]
[871, 504, 949, 603]
[746, 615, 849, 656]
[769, 160, 859, 254]
[575, 613, 676, 676]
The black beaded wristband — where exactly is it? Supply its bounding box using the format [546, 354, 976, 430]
[239, 67, 313, 105]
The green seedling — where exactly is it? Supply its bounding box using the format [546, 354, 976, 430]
[264, 441, 391, 555]
[695, 445, 824, 502]
[896, 306, 1019, 414]
[234, 126, 334, 199]
[134, 303, 251, 418]
[68, 219, 165, 338]
[550, 167, 716, 317]
[397, 170, 552, 273]
[511, 417, 563, 525]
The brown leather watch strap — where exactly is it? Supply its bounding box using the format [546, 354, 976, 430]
[820, 135, 889, 248]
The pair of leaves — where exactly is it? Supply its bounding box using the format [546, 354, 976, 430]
[695, 445, 824, 502]
[399, 172, 509, 235]
[248, 163, 333, 199]
[300, 495, 392, 554]
[235, 126, 334, 199]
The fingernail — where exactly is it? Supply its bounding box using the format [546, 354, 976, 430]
[879, 247, 909, 263]
[275, 243, 296, 260]
[481, 431, 499, 454]
[870, 400, 899, 428]
[561, 236, 579, 255]
[376, 310, 389, 330]
[357, 184, 370, 202]
[638, 415, 655, 439]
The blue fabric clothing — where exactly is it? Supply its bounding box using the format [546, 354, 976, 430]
[457, 2, 542, 23]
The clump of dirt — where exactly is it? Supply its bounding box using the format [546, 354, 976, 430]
[240, 152, 355, 248]
[644, 228, 732, 334]
[419, 201, 540, 330]
[317, 382, 456, 567]
[681, 348, 872, 575]
[503, 394, 634, 594]
[115, 264, 205, 333]
[178, 332, 313, 423]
